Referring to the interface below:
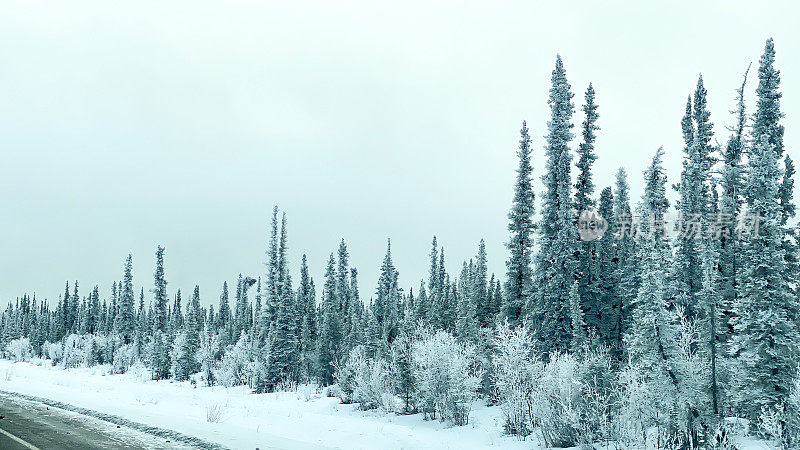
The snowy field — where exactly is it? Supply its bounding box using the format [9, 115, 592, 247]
[0, 359, 533, 450]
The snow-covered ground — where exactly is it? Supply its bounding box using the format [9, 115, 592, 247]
[0, 359, 533, 450]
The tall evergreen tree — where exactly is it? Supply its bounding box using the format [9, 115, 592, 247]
[533, 55, 578, 354]
[575, 84, 603, 341]
[317, 254, 341, 385]
[731, 40, 799, 419]
[117, 255, 136, 344]
[153, 246, 169, 334]
[503, 121, 535, 327]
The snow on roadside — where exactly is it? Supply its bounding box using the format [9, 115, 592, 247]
[0, 359, 534, 450]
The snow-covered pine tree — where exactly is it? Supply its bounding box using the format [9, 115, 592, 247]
[153, 246, 168, 334]
[595, 186, 618, 347]
[533, 55, 577, 355]
[297, 254, 317, 380]
[574, 83, 602, 341]
[196, 318, 219, 386]
[673, 76, 715, 322]
[456, 261, 478, 343]
[719, 68, 749, 349]
[613, 168, 637, 359]
[184, 285, 202, 373]
[116, 255, 136, 344]
[627, 148, 675, 367]
[731, 137, 800, 419]
[472, 239, 491, 328]
[503, 121, 535, 327]
[375, 240, 401, 346]
[569, 280, 587, 351]
[317, 253, 342, 385]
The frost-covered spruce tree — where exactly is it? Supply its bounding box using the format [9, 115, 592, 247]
[116, 255, 136, 344]
[170, 330, 191, 381]
[390, 319, 416, 414]
[196, 318, 219, 386]
[626, 148, 675, 378]
[673, 77, 715, 322]
[574, 84, 603, 341]
[216, 281, 231, 343]
[375, 240, 401, 345]
[533, 55, 577, 355]
[456, 261, 478, 343]
[472, 239, 491, 328]
[503, 122, 535, 327]
[421, 236, 439, 326]
[613, 168, 637, 358]
[594, 186, 618, 347]
[569, 279, 587, 351]
[719, 69, 749, 348]
[153, 246, 168, 334]
[317, 253, 342, 385]
[183, 285, 202, 373]
[297, 254, 317, 380]
[731, 133, 800, 419]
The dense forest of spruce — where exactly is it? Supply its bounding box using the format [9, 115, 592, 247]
[2, 39, 799, 449]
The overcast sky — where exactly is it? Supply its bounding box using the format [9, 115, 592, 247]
[1, 1, 797, 307]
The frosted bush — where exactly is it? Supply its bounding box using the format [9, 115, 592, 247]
[45, 341, 63, 365]
[353, 357, 394, 412]
[5, 337, 32, 362]
[333, 346, 367, 404]
[413, 330, 482, 426]
[492, 323, 540, 438]
[62, 334, 90, 368]
[788, 369, 800, 447]
[215, 331, 262, 388]
[206, 403, 225, 423]
[113, 343, 139, 374]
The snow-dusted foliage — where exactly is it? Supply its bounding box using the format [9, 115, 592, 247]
[332, 345, 365, 404]
[113, 343, 139, 374]
[352, 357, 394, 412]
[412, 330, 482, 425]
[0, 38, 797, 450]
[492, 323, 539, 437]
[5, 337, 32, 362]
[215, 331, 263, 388]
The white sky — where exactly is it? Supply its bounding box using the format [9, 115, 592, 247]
[1, 1, 798, 307]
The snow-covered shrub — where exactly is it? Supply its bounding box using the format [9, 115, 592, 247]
[353, 357, 394, 412]
[113, 343, 139, 374]
[215, 331, 262, 388]
[333, 346, 367, 404]
[492, 345, 541, 442]
[62, 334, 90, 368]
[170, 332, 188, 381]
[195, 325, 220, 386]
[5, 337, 32, 362]
[45, 341, 63, 365]
[758, 404, 785, 447]
[614, 363, 678, 449]
[574, 347, 616, 448]
[413, 330, 482, 426]
[493, 323, 540, 438]
[205, 403, 224, 423]
[788, 369, 800, 448]
[85, 334, 110, 366]
[532, 351, 584, 448]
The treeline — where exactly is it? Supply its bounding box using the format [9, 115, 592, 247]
[2, 39, 800, 448]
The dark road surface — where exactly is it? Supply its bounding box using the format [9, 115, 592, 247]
[0, 394, 195, 449]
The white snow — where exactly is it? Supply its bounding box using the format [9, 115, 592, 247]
[0, 359, 534, 450]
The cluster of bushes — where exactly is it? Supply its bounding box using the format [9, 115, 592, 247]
[332, 327, 483, 426]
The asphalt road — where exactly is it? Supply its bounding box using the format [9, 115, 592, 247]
[0, 393, 194, 449]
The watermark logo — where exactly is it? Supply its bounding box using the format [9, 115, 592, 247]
[577, 208, 608, 241]
[577, 210, 762, 241]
